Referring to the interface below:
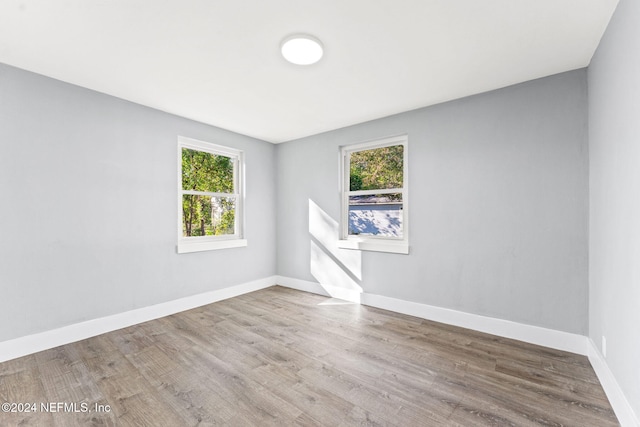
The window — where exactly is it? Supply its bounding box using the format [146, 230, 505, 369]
[339, 135, 409, 254]
[177, 136, 246, 253]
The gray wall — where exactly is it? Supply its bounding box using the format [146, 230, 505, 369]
[0, 63, 276, 342]
[277, 70, 589, 334]
[0, 60, 592, 345]
[589, 0, 640, 419]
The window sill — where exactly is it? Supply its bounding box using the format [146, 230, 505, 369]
[337, 239, 409, 254]
[177, 239, 248, 254]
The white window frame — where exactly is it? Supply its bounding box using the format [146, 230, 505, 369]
[338, 135, 409, 254]
[177, 136, 247, 254]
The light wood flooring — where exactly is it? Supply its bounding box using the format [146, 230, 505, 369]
[0, 286, 618, 426]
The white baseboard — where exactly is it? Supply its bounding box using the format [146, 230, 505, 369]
[275, 275, 587, 355]
[0, 276, 276, 363]
[275, 275, 361, 302]
[275, 275, 329, 296]
[361, 292, 588, 355]
[3, 273, 636, 427]
[588, 339, 640, 427]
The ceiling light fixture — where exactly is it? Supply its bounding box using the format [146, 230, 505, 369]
[281, 34, 324, 65]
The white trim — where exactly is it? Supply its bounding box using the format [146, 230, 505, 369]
[348, 188, 404, 197]
[275, 275, 362, 302]
[178, 135, 242, 158]
[588, 340, 640, 427]
[342, 134, 410, 152]
[275, 275, 586, 355]
[177, 238, 247, 253]
[339, 135, 409, 252]
[177, 136, 245, 250]
[181, 190, 240, 198]
[275, 275, 329, 295]
[4, 273, 635, 426]
[337, 238, 409, 254]
[361, 292, 587, 355]
[0, 276, 276, 363]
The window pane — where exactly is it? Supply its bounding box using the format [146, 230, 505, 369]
[182, 195, 236, 237]
[350, 145, 403, 191]
[181, 148, 234, 193]
[348, 194, 403, 237]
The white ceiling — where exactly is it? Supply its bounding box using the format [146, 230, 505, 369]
[0, 0, 618, 143]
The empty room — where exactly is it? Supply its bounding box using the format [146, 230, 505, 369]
[0, 1, 638, 426]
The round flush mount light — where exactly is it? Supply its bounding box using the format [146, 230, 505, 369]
[281, 34, 324, 65]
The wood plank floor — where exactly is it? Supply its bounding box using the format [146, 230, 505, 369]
[0, 286, 618, 426]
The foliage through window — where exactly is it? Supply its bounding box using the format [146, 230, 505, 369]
[178, 137, 244, 252]
[340, 135, 408, 253]
[181, 148, 235, 237]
